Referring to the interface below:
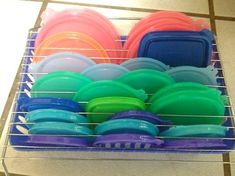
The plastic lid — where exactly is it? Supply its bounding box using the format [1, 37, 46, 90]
[29, 52, 96, 80]
[109, 110, 172, 131]
[73, 80, 148, 104]
[160, 125, 227, 137]
[19, 97, 83, 112]
[33, 32, 110, 64]
[27, 135, 89, 147]
[137, 30, 213, 67]
[166, 65, 218, 85]
[163, 139, 226, 149]
[95, 119, 159, 136]
[86, 97, 146, 123]
[36, 9, 122, 60]
[31, 71, 92, 100]
[116, 69, 175, 94]
[120, 57, 169, 71]
[93, 134, 163, 149]
[28, 122, 93, 135]
[148, 90, 225, 125]
[81, 64, 129, 80]
[26, 109, 88, 128]
[149, 82, 211, 103]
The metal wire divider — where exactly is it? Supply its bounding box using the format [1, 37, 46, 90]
[1, 18, 235, 176]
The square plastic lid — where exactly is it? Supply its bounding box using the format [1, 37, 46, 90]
[138, 30, 213, 67]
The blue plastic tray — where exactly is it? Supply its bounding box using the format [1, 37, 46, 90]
[138, 30, 213, 67]
[9, 33, 235, 153]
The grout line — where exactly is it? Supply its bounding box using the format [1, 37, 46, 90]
[208, 0, 232, 176]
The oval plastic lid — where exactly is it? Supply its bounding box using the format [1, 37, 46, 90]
[29, 52, 96, 80]
[138, 30, 214, 67]
[86, 97, 146, 123]
[31, 71, 92, 100]
[120, 57, 169, 71]
[94, 119, 159, 136]
[166, 65, 218, 85]
[81, 64, 129, 80]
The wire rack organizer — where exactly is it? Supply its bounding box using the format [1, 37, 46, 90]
[1, 4, 235, 176]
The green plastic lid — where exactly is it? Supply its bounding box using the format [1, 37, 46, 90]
[149, 82, 211, 103]
[73, 80, 148, 104]
[116, 69, 175, 94]
[86, 97, 146, 123]
[148, 90, 225, 125]
[31, 71, 92, 100]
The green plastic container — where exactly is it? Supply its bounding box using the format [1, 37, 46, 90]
[31, 72, 92, 100]
[73, 80, 148, 104]
[86, 97, 146, 123]
[116, 69, 175, 94]
[148, 90, 225, 125]
[149, 82, 211, 103]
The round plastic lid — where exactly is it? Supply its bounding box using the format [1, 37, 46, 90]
[120, 57, 169, 71]
[116, 69, 175, 94]
[29, 52, 96, 80]
[81, 64, 129, 81]
[31, 71, 92, 100]
[95, 119, 159, 136]
[166, 65, 218, 85]
[160, 125, 227, 137]
[26, 109, 88, 128]
[28, 122, 93, 135]
[73, 80, 148, 103]
[33, 32, 110, 64]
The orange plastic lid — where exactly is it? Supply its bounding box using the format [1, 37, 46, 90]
[33, 32, 110, 63]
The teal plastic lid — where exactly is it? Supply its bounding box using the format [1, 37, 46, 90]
[116, 69, 175, 94]
[26, 109, 88, 127]
[28, 122, 93, 135]
[160, 125, 227, 137]
[95, 119, 159, 136]
[31, 71, 92, 100]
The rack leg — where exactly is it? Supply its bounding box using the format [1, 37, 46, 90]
[223, 153, 231, 176]
[1, 159, 9, 176]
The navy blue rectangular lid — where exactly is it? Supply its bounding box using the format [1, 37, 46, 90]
[138, 30, 214, 67]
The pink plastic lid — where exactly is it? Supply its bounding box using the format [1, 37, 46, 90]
[36, 9, 122, 62]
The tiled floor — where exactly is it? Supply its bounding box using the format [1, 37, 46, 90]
[1, 0, 235, 175]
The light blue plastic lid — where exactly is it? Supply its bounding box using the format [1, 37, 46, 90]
[81, 63, 129, 80]
[121, 57, 169, 71]
[29, 52, 96, 80]
[166, 65, 218, 85]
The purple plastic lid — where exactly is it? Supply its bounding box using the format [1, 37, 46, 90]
[27, 136, 89, 147]
[163, 139, 226, 149]
[93, 134, 163, 149]
[109, 110, 172, 131]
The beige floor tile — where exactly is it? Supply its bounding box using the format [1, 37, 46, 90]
[214, 0, 235, 17]
[216, 20, 235, 107]
[49, 0, 209, 14]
